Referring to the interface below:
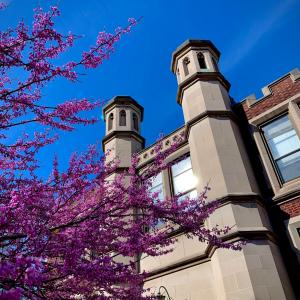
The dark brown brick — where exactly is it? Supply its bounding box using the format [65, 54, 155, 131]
[241, 76, 300, 120]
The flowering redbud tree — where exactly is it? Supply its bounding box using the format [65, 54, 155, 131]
[0, 4, 242, 300]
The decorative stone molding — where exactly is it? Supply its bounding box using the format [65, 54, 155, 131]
[136, 126, 187, 168]
[176, 72, 231, 105]
[102, 130, 145, 151]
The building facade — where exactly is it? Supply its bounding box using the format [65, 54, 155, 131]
[102, 40, 300, 299]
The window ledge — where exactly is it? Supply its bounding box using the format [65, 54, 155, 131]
[273, 177, 300, 202]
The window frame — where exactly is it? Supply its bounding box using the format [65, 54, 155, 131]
[169, 154, 197, 199]
[197, 52, 207, 70]
[182, 57, 190, 76]
[146, 152, 197, 202]
[108, 112, 113, 131]
[148, 172, 164, 202]
[119, 110, 126, 126]
[248, 93, 300, 198]
[147, 153, 197, 231]
[260, 112, 300, 185]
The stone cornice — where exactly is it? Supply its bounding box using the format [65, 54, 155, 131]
[176, 71, 231, 105]
[104, 167, 129, 178]
[272, 188, 300, 205]
[144, 193, 272, 281]
[102, 130, 145, 151]
[144, 228, 276, 281]
[216, 192, 265, 206]
[171, 39, 220, 73]
[185, 109, 238, 140]
[103, 96, 144, 121]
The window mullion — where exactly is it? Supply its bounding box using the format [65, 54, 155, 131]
[274, 148, 300, 162]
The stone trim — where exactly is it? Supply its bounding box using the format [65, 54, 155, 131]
[171, 39, 220, 73]
[144, 229, 276, 281]
[185, 110, 238, 140]
[144, 194, 271, 280]
[144, 250, 212, 282]
[104, 167, 129, 178]
[273, 189, 300, 205]
[136, 127, 187, 168]
[102, 130, 145, 151]
[103, 96, 144, 121]
[216, 192, 264, 207]
[285, 215, 300, 263]
[176, 71, 231, 105]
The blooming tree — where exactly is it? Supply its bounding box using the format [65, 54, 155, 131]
[0, 4, 242, 300]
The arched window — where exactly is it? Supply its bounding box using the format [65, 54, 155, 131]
[197, 52, 207, 69]
[132, 113, 138, 131]
[108, 113, 113, 131]
[212, 56, 219, 72]
[183, 57, 190, 76]
[119, 110, 126, 126]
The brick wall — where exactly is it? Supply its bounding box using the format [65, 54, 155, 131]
[280, 197, 300, 219]
[241, 75, 300, 120]
[238, 72, 300, 220]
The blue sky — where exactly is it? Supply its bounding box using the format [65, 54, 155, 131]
[1, 0, 300, 175]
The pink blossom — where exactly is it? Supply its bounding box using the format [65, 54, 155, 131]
[0, 5, 241, 300]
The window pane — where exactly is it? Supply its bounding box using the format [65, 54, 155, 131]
[178, 189, 197, 202]
[171, 156, 192, 177]
[263, 115, 300, 182]
[171, 157, 197, 194]
[173, 169, 197, 194]
[150, 173, 162, 188]
[277, 150, 300, 182]
[150, 185, 164, 201]
[149, 173, 163, 201]
[189, 189, 198, 199]
[264, 115, 292, 140]
[268, 130, 300, 159]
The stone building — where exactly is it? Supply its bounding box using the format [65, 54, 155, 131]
[102, 39, 300, 299]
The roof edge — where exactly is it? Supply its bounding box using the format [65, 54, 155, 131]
[102, 96, 144, 121]
[237, 68, 300, 108]
[171, 39, 220, 73]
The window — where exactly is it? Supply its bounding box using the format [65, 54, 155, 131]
[263, 115, 300, 183]
[119, 110, 126, 126]
[147, 157, 198, 228]
[183, 57, 190, 76]
[132, 113, 139, 131]
[149, 173, 163, 201]
[212, 56, 219, 72]
[171, 156, 197, 199]
[197, 52, 207, 69]
[108, 113, 113, 131]
[149, 173, 164, 228]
